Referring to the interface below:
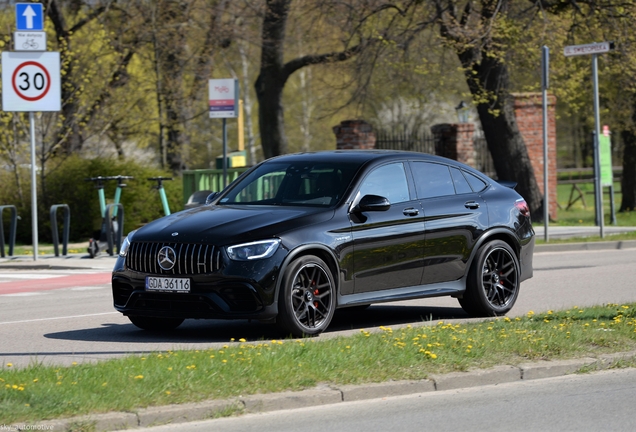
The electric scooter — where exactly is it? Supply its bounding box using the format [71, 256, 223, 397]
[148, 176, 173, 216]
[86, 175, 133, 258]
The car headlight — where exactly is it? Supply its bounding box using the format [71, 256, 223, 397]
[226, 239, 281, 261]
[119, 230, 137, 257]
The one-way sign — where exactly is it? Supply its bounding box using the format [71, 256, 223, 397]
[16, 3, 44, 31]
[564, 41, 615, 57]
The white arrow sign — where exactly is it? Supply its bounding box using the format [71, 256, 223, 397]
[23, 5, 36, 29]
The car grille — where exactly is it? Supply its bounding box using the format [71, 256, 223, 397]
[126, 242, 221, 275]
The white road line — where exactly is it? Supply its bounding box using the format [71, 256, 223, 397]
[0, 311, 119, 325]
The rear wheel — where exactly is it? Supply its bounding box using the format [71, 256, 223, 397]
[459, 240, 520, 317]
[277, 255, 336, 337]
[128, 315, 184, 331]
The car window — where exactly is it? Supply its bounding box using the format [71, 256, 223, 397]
[358, 163, 410, 204]
[464, 171, 488, 192]
[221, 161, 358, 206]
[411, 162, 455, 199]
[450, 167, 473, 194]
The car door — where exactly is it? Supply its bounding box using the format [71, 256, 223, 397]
[349, 162, 425, 293]
[410, 161, 489, 285]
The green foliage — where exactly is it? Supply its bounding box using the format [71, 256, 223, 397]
[0, 157, 182, 244]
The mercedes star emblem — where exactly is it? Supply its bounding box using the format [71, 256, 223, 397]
[157, 246, 177, 271]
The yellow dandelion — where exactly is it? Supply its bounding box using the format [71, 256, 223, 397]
[239, 338, 247, 342]
[134, 375, 144, 380]
[6, 363, 12, 367]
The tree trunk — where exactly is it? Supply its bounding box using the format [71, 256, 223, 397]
[620, 129, 636, 212]
[437, 0, 544, 220]
[255, 0, 291, 159]
[462, 55, 543, 220]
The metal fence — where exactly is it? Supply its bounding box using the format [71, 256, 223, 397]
[375, 128, 435, 154]
[375, 127, 496, 178]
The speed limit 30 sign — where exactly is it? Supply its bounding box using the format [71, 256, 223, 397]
[2, 51, 61, 112]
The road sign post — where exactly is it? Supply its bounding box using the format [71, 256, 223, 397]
[564, 41, 615, 239]
[1, 5, 60, 260]
[541, 46, 550, 242]
[209, 79, 239, 188]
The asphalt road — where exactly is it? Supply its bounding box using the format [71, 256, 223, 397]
[137, 368, 636, 432]
[1, 248, 636, 368]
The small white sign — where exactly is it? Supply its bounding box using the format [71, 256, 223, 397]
[2, 51, 61, 112]
[209, 78, 238, 118]
[564, 41, 615, 57]
[14, 31, 47, 51]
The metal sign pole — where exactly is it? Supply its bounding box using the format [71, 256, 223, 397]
[592, 54, 604, 238]
[29, 112, 39, 260]
[222, 118, 228, 189]
[542, 46, 550, 242]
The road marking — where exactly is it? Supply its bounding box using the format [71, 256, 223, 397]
[0, 311, 119, 325]
[0, 273, 67, 280]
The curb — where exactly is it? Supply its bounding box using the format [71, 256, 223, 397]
[534, 239, 636, 253]
[34, 351, 636, 431]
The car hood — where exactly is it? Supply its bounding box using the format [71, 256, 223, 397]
[131, 204, 334, 245]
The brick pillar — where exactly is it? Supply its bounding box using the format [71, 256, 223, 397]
[332, 120, 376, 150]
[430, 123, 476, 167]
[513, 93, 557, 221]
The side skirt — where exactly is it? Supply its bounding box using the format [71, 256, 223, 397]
[336, 281, 465, 309]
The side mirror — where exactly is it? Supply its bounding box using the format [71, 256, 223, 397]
[205, 192, 219, 205]
[354, 194, 391, 213]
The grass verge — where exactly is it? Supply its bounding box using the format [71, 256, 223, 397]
[2, 303, 636, 424]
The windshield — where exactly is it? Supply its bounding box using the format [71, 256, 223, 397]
[219, 161, 360, 207]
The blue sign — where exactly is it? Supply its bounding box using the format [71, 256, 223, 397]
[16, 3, 44, 31]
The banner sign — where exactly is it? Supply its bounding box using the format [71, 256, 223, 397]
[209, 78, 238, 118]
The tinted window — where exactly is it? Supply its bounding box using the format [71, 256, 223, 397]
[221, 161, 358, 206]
[450, 167, 473, 194]
[359, 163, 409, 204]
[411, 162, 455, 199]
[464, 171, 488, 192]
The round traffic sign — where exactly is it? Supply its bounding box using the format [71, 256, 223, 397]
[11, 60, 51, 101]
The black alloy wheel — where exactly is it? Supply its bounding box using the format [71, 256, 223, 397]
[459, 240, 520, 316]
[278, 255, 336, 337]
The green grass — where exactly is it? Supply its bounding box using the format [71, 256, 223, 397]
[554, 181, 636, 226]
[2, 303, 636, 424]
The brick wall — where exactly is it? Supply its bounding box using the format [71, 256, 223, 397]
[333, 120, 376, 150]
[513, 93, 557, 220]
[431, 123, 476, 167]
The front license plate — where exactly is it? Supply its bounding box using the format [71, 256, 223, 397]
[145, 276, 191, 293]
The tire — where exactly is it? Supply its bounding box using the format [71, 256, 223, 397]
[459, 240, 520, 317]
[277, 255, 336, 337]
[87, 238, 99, 258]
[128, 315, 184, 331]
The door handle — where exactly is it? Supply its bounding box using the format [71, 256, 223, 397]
[403, 208, 420, 216]
[464, 201, 480, 209]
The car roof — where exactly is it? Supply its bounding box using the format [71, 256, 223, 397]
[264, 150, 487, 177]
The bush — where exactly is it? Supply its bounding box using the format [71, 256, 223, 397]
[0, 156, 182, 244]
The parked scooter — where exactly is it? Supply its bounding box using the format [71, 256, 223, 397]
[86, 175, 133, 258]
[148, 176, 173, 216]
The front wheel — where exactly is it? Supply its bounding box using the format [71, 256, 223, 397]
[128, 315, 184, 331]
[277, 255, 336, 337]
[459, 240, 520, 317]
